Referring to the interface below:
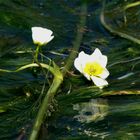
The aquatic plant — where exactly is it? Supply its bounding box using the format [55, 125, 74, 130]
[0, 0, 140, 140]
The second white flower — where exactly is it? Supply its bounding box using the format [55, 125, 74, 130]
[74, 48, 109, 88]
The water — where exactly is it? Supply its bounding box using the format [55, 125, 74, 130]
[0, 0, 140, 139]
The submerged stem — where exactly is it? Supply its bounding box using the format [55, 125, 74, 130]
[62, 3, 87, 76]
[100, 0, 140, 45]
[124, 1, 140, 11]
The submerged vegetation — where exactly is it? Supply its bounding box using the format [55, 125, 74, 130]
[0, 0, 140, 140]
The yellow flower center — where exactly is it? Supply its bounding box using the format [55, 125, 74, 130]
[83, 62, 104, 76]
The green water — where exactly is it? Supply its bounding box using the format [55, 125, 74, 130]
[0, 0, 140, 139]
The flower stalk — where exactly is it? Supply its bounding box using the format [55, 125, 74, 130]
[35, 45, 40, 61]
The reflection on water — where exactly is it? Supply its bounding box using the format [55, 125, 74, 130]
[47, 96, 140, 139]
[73, 98, 108, 123]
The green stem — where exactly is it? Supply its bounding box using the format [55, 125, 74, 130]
[35, 45, 40, 61]
[29, 77, 62, 140]
[0, 63, 55, 76]
[123, 1, 140, 24]
[62, 3, 87, 76]
[124, 1, 140, 11]
[29, 2, 87, 140]
[100, 0, 140, 45]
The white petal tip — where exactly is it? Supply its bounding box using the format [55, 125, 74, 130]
[91, 76, 108, 88]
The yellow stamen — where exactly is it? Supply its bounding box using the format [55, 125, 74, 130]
[83, 62, 104, 76]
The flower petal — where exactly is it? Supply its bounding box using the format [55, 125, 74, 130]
[78, 51, 91, 63]
[91, 48, 107, 67]
[91, 76, 108, 88]
[46, 35, 54, 43]
[83, 73, 91, 81]
[32, 27, 53, 36]
[74, 57, 91, 80]
[74, 51, 90, 72]
[74, 58, 83, 73]
[99, 55, 107, 68]
[98, 68, 109, 79]
[31, 27, 54, 45]
[91, 48, 102, 58]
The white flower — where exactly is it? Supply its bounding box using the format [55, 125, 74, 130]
[31, 27, 54, 46]
[74, 48, 109, 88]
